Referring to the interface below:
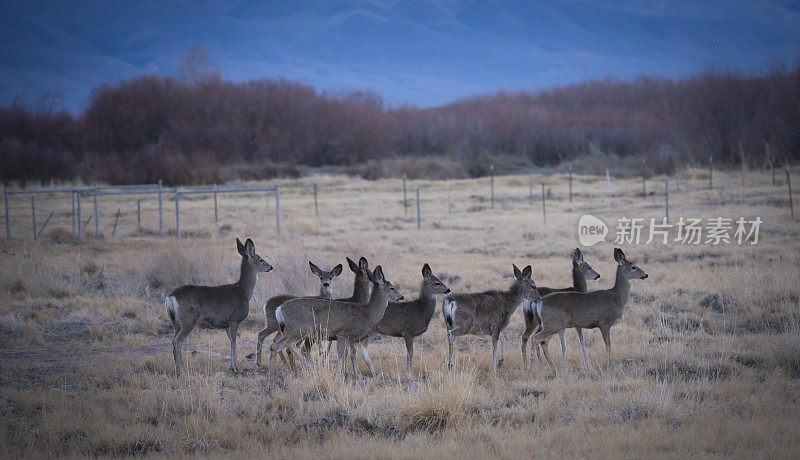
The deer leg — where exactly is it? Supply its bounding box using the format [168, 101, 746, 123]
[403, 335, 414, 373]
[268, 334, 292, 379]
[255, 327, 271, 367]
[226, 322, 240, 374]
[335, 339, 348, 378]
[172, 321, 195, 376]
[520, 329, 530, 369]
[600, 325, 612, 368]
[355, 343, 377, 378]
[576, 328, 589, 361]
[559, 330, 566, 365]
[349, 343, 359, 378]
[540, 340, 554, 367]
[497, 333, 505, 368]
[534, 341, 544, 366]
[447, 329, 454, 370]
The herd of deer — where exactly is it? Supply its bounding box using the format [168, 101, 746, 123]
[165, 237, 648, 378]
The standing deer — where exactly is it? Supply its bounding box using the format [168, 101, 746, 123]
[268, 266, 402, 379]
[253, 261, 342, 367]
[521, 248, 601, 367]
[165, 238, 273, 376]
[442, 264, 542, 375]
[530, 248, 648, 368]
[344, 263, 450, 375]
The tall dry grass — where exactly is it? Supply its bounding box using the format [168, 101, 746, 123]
[1, 169, 799, 457]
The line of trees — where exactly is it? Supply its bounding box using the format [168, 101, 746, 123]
[2, 56, 798, 184]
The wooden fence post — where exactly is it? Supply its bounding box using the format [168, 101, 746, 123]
[403, 174, 408, 214]
[158, 179, 163, 235]
[77, 192, 82, 241]
[72, 191, 76, 237]
[641, 159, 646, 199]
[31, 196, 37, 240]
[416, 188, 421, 230]
[447, 177, 452, 213]
[788, 170, 795, 219]
[541, 182, 546, 226]
[709, 155, 713, 190]
[93, 183, 100, 236]
[490, 164, 495, 209]
[214, 183, 218, 223]
[175, 188, 180, 239]
[606, 169, 612, 197]
[112, 208, 121, 237]
[528, 173, 533, 205]
[275, 186, 280, 234]
[313, 182, 319, 218]
[675, 166, 679, 193]
[4, 185, 10, 240]
[568, 164, 573, 202]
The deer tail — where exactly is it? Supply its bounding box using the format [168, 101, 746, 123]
[275, 306, 285, 334]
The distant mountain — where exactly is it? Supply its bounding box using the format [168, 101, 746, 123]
[1, 0, 798, 113]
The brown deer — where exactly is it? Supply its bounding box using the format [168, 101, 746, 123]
[442, 264, 542, 375]
[268, 265, 402, 379]
[530, 248, 648, 368]
[165, 238, 273, 376]
[520, 248, 600, 367]
[252, 260, 342, 367]
[343, 263, 450, 375]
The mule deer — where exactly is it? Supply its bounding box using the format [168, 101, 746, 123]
[253, 261, 342, 367]
[268, 266, 402, 379]
[344, 263, 450, 375]
[530, 248, 647, 368]
[442, 265, 542, 375]
[521, 248, 600, 367]
[165, 238, 273, 376]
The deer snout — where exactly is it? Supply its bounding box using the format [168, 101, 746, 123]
[595, 274, 601, 280]
[642, 274, 648, 279]
[444, 288, 451, 294]
[323, 282, 330, 287]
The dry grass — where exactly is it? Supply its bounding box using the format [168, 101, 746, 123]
[1, 168, 800, 457]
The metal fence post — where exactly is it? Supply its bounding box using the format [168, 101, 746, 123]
[214, 183, 218, 223]
[137, 200, 141, 230]
[175, 188, 180, 239]
[709, 155, 713, 190]
[665, 179, 669, 222]
[675, 165, 679, 193]
[93, 183, 100, 236]
[31, 196, 37, 240]
[447, 177, 452, 213]
[641, 159, 646, 199]
[528, 173, 533, 205]
[360, 180, 365, 219]
[4, 185, 10, 240]
[158, 179, 163, 235]
[275, 186, 280, 234]
[606, 169, 612, 197]
[416, 188, 421, 230]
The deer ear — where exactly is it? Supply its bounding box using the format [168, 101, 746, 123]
[331, 264, 343, 277]
[573, 248, 583, 263]
[309, 261, 321, 276]
[347, 257, 359, 273]
[513, 264, 522, 280]
[522, 265, 532, 279]
[372, 266, 384, 283]
[244, 238, 255, 257]
[614, 248, 625, 263]
[236, 238, 246, 257]
[422, 263, 432, 278]
[359, 257, 369, 271]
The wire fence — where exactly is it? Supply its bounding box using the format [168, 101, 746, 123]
[2, 165, 797, 243]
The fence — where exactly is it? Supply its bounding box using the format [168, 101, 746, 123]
[4, 181, 279, 242]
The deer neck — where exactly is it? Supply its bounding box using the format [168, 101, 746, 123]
[236, 258, 257, 300]
[319, 286, 333, 299]
[418, 282, 438, 316]
[352, 274, 372, 304]
[572, 265, 588, 293]
[364, 283, 389, 325]
[504, 282, 527, 312]
[611, 265, 631, 311]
